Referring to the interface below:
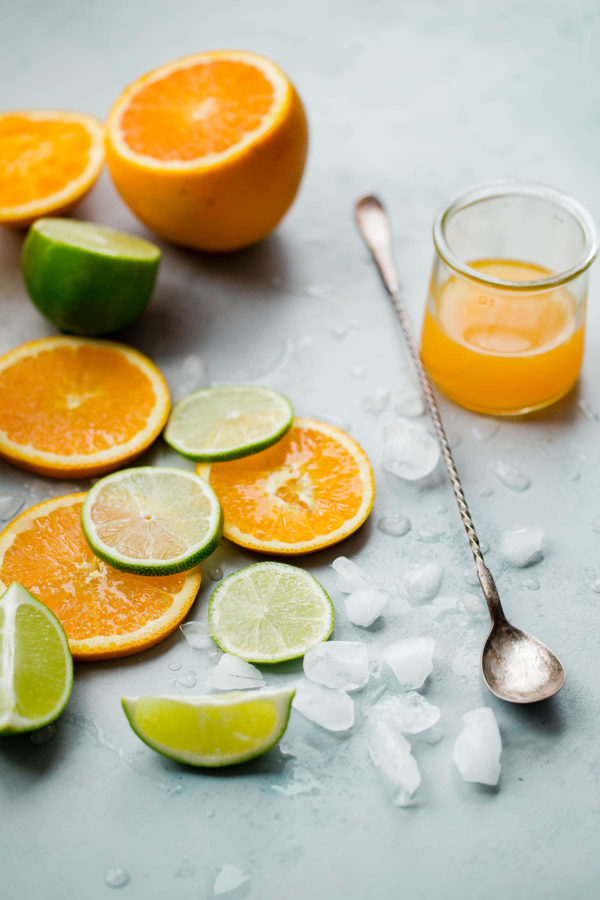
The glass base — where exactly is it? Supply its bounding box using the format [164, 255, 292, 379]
[429, 378, 579, 417]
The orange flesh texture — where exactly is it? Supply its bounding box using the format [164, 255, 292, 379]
[420, 259, 583, 415]
[0, 500, 190, 645]
[0, 344, 160, 455]
[206, 424, 366, 543]
[120, 60, 276, 160]
[0, 115, 94, 207]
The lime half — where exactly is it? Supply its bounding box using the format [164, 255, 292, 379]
[122, 688, 295, 767]
[0, 582, 73, 734]
[209, 562, 334, 663]
[164, 385, 293, 461]
[22, 217, 161, 335]
[82, 466, 222, 575]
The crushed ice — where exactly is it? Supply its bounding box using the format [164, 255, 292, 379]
[368, 718, 421, 806]
[382, 637, 435, 689]
[393, 382, 425, 417]
[292, 680, 355, 731]
[303, 641, 369, 691]
[383, 418, 440, 480]
[404, 562, 442, 602]
[208, 654, 265, 691]
[500, 526, 543, 567]
[369, 692, 440, 734]
[453, 707, 502, 786]
[344, 588, 390, 627]
[330, 556, 373, 593]
[180, 621, 212, 650]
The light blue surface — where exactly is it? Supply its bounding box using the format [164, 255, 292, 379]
[1, 1, 600, 897]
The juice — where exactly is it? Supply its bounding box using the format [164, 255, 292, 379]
[420, 259, 584, 415]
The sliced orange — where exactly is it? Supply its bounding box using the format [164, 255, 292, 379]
[0, 110, 105, 228]
[197, 418, 375, 555]
[0, 494, 201, 660]
[106, 51, 308, 251]
[0, 336, 170, 478]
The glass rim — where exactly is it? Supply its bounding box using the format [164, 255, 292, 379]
[432, 180, 599, 291]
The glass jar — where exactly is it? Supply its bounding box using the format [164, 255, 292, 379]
[420, 181, 598, 415]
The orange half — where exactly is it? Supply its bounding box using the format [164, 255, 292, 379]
[106, 51, 308, 251]
[0, 494, 201, 660]
[197, 418, 375, 554]
[0, 336, 170, 478]
[0, 109, 105, 227]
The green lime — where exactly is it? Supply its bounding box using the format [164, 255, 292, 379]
[122, 688, 295, 767]
[22, 217, 161, 335]
[209, 562, 334, 663]
[0, 582, 73, 734]
[81, 466, 222, 575]
[164, 385, 294, 462]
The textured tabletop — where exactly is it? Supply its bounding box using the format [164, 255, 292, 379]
[1, 1, 600, 898]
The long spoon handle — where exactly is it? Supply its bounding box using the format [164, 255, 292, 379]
[354, 195, 504, 622]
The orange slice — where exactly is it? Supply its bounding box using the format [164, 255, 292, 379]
[197, 418, 375, 555]
[0, 110, 105, 228]
[0, 494, 201, 660]
[106, 51, 308, 251]
[0, 336, 170, 478]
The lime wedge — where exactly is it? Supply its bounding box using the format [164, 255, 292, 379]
[209, 562, 334, 663]
[82, 466, 222, 575]
[164, 385, 293, 461]
[22, 217, 161, 335]
[122, 688, 295, 767]
[0, 582, 73, 734]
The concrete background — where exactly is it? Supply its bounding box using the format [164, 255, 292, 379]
[1, 1, 599, 897]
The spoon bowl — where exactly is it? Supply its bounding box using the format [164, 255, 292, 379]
[482, 621, 566, 703]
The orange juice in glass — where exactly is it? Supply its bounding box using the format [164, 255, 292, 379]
[421, 182, 597, 415]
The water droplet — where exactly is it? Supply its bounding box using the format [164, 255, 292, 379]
[567, 471, 581, 482]
[479, 487, 494, 498]
[524, 577, 540, 591]
[479, 541, 490, 555]
[168, 662, 183, 672]
[0, 492, 26, 520]
[592, 516, 600, 534]
[331, 322, 348, 338]
[30, 724, 56, 744]
[490, 461, 530, 492]
[177, 861, 196, 878]
[435, 503, 447, 514]
[463, 567, 480, 587]
[377, 515, 411, 537]
[472, 420, 499, 441]
[177, 673, 197, 689]
[362, 387, 389, 414]
[425, 728, 443, 744]
[105, 868, 129, 889]
[305, 284, 327, 299]
[417, 529, 442, 543]
[591, 579, 600, 593]
[206, 809, 216, 818]
[209, 567, 223, 582]
[351, 365, 366, 378]
[169, 783, 183, 795]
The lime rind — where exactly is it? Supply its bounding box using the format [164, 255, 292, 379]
[81, 466, 223, 575]
[209, 561, 334, 663]
[121, 687, 295, 767]
[31, 218, 161, 260]
[164, 385, 294, 462]
[0, 582, 73, 734]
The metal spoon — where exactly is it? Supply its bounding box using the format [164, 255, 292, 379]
[355, 194, 566, 703]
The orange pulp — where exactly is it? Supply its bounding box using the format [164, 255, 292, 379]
[420, 259, 584, 415]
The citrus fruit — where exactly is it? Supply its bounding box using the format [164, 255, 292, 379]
[164, 385, 293, 462]
[0, 581, 73, 733]
[209, 562, 334, 662]
[0, 109, 104, 228]
[197, 418, 375, 554]
[22, 218, 161, 335]
[0, 494, 202, 660]
[82, 466, 222, 575]
[106, 50, 308, 251]
[122, 687, 294, 767]
[0, 336, 170, 478]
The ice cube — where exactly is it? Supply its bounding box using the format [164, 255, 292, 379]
[453, 707, 502, 786]
[368, 718, 421, 806]
[382, 637, 435, 689]
[180, 621, 212, 650]
[490, 461, 530, 492]
[370, 692, 440, 734]
[208, 654, 265, 691]
[393, 383, 425, 417]
[404, 562, 442, 602]
[304, 641, 369, 691]
[344, 588, 390, 627]
[500, 526, 543, 567]
[424, 595, 460, 618]
[292, 680, 354, 731]
[457, 592, 487, 618]
[330, 556, 373, 593]
[383, 418, 440, 481]
[214, 864, 250, 896]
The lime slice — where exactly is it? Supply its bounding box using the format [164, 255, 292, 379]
[0, 582, 73, 734]
[209, 562, 334, 663]
[164, 385, 293, 461]
[22, 217, 161, 336]
[82, 466, 222, 575]
[122, 688, 294, 767]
